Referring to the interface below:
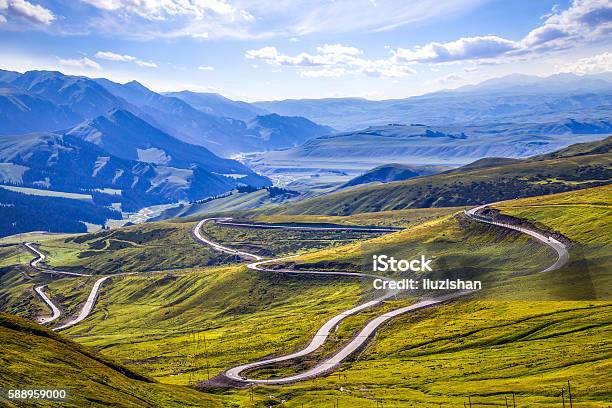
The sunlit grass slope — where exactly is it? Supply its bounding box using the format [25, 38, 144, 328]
[0, 185, 609, 406]
[256, 206, 460, 228]
[246, 186, 611, 407]
[58, 265, 365, 387]
[261, 139, 611, 216]
[36, 221, 236, 274]
[0, 313, 223, 407]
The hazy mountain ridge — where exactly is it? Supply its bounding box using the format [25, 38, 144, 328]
[0, 132, 258, 208]
[0, 87, 81, 134]
[94, 77, 331, 155]
[0, 70, 333, 157]
[165, 90, 268, 120]
[343, 163, 449, 187]
[65, 109, 257, 176]
[259, 123, 608, 166]
[265, 136, 612, 216]
[254, 73, 612, 130]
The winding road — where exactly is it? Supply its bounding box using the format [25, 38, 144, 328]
[24, 242, 111, 331]
[20, 201, 569, 382]
[194, 206, 569, 384]
[33, 285, 61, 324]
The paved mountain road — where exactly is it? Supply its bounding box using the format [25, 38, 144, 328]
[25, 242, 111, 331]
[194, 207, 569, 384]
[33, 285, 61, 324]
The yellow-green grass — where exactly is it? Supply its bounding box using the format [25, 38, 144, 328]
[0, 313, 223, 407]
[493, 184, 611, 299]
[245, 298, 418, 381]
[35, 221, 235, 275]
[201, 220, 392, 258]
[0, 245, 28, 268]
[54, 265, 366, 386]
[221, 188, 612, 406]
[0, 268, 47, 320]
[1, 185, 610, 406]
[279, 213, 556, 290]
[493, 184, 612, 244]
[261, 151, 611, 216]
[256, 206, 461, 228]
[240, 300, 610, 408]
[0, 231, 81, 245]
[0, 266, 101, 322]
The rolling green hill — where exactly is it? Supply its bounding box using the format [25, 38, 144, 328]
[0, 183, 609, 406]
[342, 163, 448, 187]
[0, 313, 222, 407]
[264, 137, 612, 216]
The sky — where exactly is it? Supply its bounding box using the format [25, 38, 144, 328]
[0, 0, 611, 101]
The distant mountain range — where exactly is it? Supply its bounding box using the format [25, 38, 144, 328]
[2, 68, 612, 236]
[164, 90, 268, 121]
[0, 130, 268, 208]
[265, 136, 612, 216]
[0, 69, 331, 156]
[254, 73, 612, 130]
[258, 123, 610, 167]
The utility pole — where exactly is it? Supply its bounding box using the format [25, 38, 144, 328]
[468, 395, 472, 408]
[512, 392, 516, 408]
[567, 380, 573, 408]
[505, 396, 509, 408]
[562, 388, 566, 408]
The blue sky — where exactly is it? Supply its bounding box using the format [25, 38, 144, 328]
[0, 0, 611, 101]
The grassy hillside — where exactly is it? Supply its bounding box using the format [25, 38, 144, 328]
[256, 206, 460, 228]
[53, 265, 366, 388]
[157, 188, 300, 220]
[493, 184, 611, 244]
[33, 221, 236, 275]
[492, 184, 612, 299]
[342, 163, 448, 187]
[0, 185, 609, 406]
[263, 138, 611, 216]
[0, 313, 222, 407]
[236, 186, 612, 406]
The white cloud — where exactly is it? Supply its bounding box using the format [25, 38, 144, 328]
[246, 46, 280, 60]
[394, 35, 518, 63]
[75, 0, 485, 40]
[134, 60, 158, 68]
[95, 50, 157, 68]
[0, 14, 6, 24]
[0, 0, 54, 25]
[316, 43, 362, 56]
[246, 44, 363, 66]
[393, 0, 612, 64]
[557, 51, 612, 74]
[95, 51, 136, 62]
[82, 0, 238, 20]
[246, 43, 415, 78]
[58, 57, 102, 70]
[198, 65, 214, 70]
[521, 24, 569, 47]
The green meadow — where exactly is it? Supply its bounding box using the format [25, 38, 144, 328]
[0, 185, 610, 406]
